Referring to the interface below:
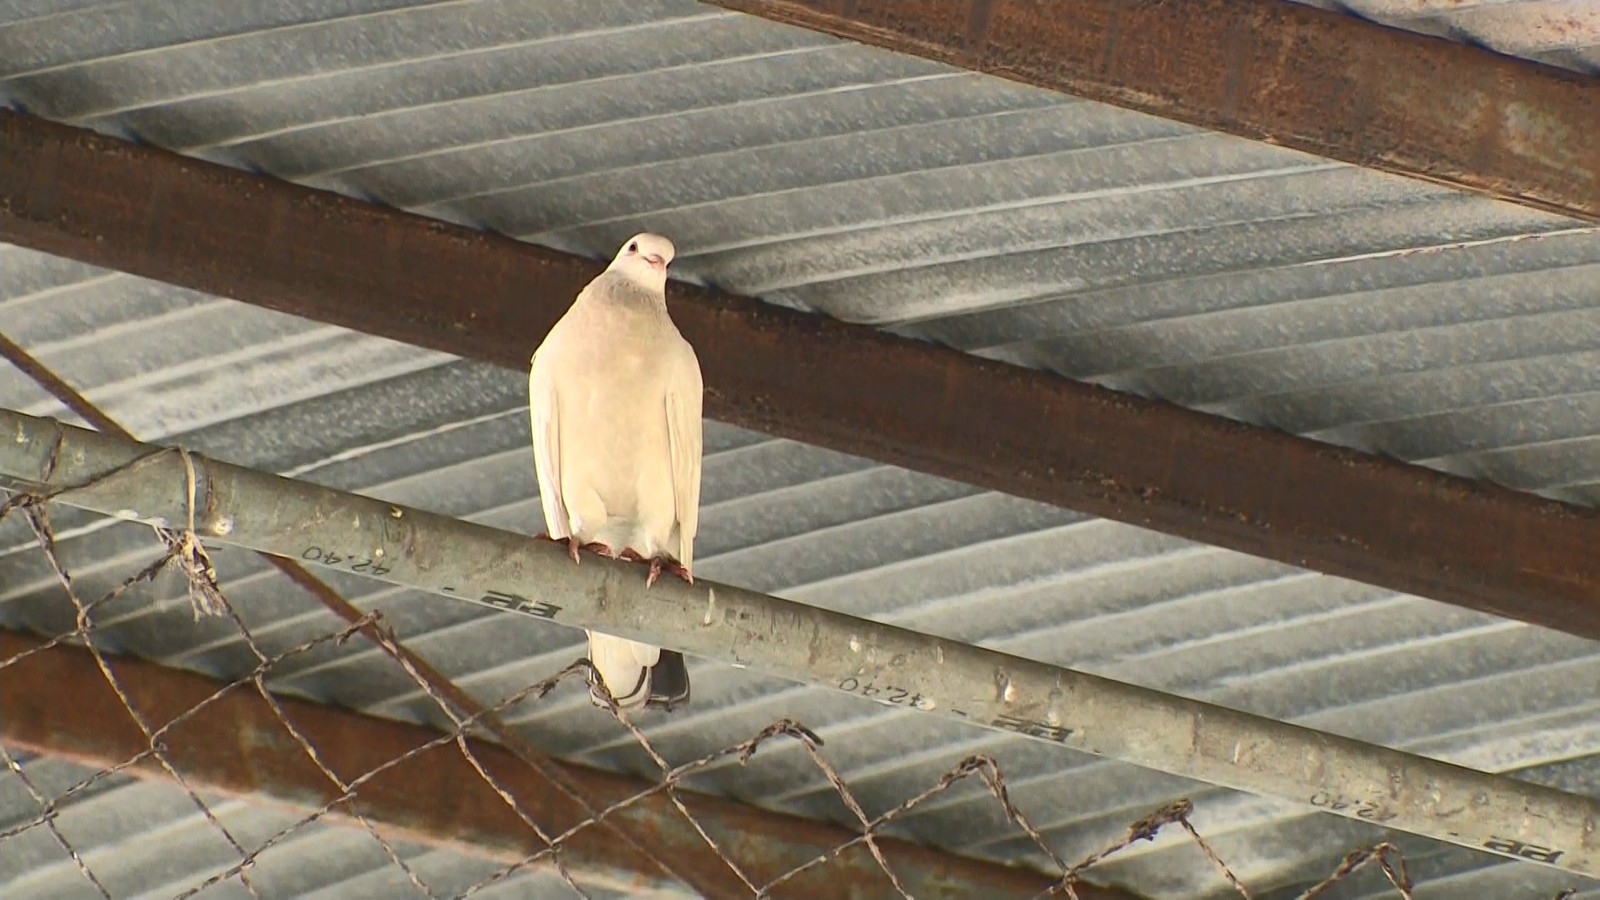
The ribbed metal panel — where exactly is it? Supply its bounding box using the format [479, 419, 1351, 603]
[3, 2, 1600, 897]
[1291, 0, 1600, 76]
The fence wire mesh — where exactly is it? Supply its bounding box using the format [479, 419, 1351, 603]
[0, 479, 1444, 900]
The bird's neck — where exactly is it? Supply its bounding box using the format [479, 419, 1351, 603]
[591, 271, 668, 312]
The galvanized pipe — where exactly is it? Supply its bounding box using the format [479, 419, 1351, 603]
[2, 408, 1596, 877]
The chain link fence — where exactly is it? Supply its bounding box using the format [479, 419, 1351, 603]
[0, 475, 1432, 900]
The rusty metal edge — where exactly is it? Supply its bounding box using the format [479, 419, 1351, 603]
[0, 630, 1109, 898]
[3, 110, 1600, 644]
[700, 0, 1600, 223]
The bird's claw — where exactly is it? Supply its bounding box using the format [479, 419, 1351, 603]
[564, 537, 616, 563]
[570, 545, 690, 587]
[645, 557, 693, 589]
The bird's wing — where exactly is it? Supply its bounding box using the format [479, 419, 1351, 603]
[664, 341, 704, 573]
[529, 347, 572, 541]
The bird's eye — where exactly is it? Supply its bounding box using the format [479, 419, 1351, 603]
[628, 241, 639, 253]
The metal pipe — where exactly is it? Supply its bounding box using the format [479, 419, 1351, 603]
[2, 408, 1596, 877]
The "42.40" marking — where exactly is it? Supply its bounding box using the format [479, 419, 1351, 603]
[302, 545, 391, 576]
[838, 676, 934, 710]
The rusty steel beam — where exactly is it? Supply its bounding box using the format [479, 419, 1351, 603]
[0, 631, 1094, 898]
[703, 0, 1600, 223]
[3, 111, 1600, 642]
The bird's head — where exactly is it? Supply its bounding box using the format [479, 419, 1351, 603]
[607, 232, 675, 291]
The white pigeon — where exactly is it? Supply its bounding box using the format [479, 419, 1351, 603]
[528, 232, 703, 712]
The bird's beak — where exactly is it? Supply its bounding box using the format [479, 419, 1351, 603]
[644, 253, 666, 269]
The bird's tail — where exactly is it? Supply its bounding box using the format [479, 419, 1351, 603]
[586, 631, 691, 712]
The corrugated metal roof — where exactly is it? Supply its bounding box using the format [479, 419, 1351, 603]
[1290, 0, 1600, 76]
[3, 2, 1600, 898]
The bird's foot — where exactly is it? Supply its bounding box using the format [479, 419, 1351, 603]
[565, 537, 616, 563]
[645, 557, 693, 589]
[611, 549, 691, 587]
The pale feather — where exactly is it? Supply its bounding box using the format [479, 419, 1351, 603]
[528, 353, 570, 543]
[665, 344, 703, 574]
